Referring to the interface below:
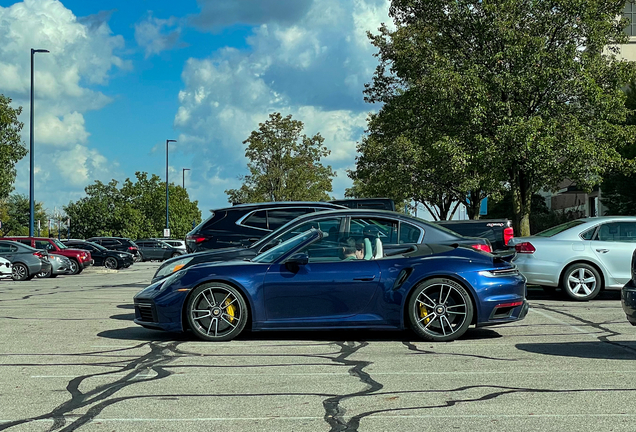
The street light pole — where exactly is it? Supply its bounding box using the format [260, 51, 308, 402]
[182, 168, 190, 189]
[165, 139, 177, 235]
[29, 48, 49, 237]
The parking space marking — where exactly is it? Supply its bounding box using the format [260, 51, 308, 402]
[529, 307, 597, 338]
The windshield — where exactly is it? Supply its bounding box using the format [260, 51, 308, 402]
[535, 220, 585, 237]
[53, 239, 67, 249]
[252, 230, 316, 264]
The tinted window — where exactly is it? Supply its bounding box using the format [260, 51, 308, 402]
[0, 242, 17, 253]
[350, 217, 398, 244]
[34, 240, 55, 251]
[268, 208, 314, 231]
[242, 210, 268, 229]
[16, 239, 31, 245]
[597, 222, 636, 242]
[399, 223, 423, 244]
[580, 227, 596, 240]
[535, 220, 585, 237]
[101, 240, 121, 247]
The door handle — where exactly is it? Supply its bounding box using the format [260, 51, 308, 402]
[596, 249, 609, 253]
[353, 276, 376, 281]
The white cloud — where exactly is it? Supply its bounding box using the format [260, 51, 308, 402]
[175, 0, 391, 208]
[134, 13, 182, 58]
[0, 0, 128, 209]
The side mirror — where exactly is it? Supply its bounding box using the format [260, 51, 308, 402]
[285, 252, 309, 272]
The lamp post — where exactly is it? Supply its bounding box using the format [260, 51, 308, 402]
[29, 48, 49, 237]
[165, 139, 177, 235]
[182, 168, 190, 189]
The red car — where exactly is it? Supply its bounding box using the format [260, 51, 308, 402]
[2, 237, 93, 275]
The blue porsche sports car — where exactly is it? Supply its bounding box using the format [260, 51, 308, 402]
[133, 229, 528, 342]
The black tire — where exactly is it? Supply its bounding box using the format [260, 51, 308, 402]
[36, 267, 52, 278]
[561, 263, 602, 301]
[12, 263, 29, 281]
[186, 283, 248, 342]
[68, 259, 81, 275]
[172, 252, 181, 258]
[104, 257, 118, 270]
[408, 278, 473, 342]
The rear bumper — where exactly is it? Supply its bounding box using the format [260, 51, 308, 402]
[513, 256, 561, 286]
[621, 280, 636, 325]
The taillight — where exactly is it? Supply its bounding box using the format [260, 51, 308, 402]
[187, 235, 207, 244]
[515, 242, 536, 254]
[128, 247, 137, 251]
[33, 251, 44, 258]
[471, 244, 492, 253]
[503, 227, 514, 245]
[495, 301, 524, 309]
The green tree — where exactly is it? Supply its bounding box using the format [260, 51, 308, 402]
[225, 112, 336, 204]
[0, 194, 47, 236]
[364, 0, 636, 235]
[601, 81, 636, 215]
[64, 172, 202, 239]
[0, 95, 27, 200]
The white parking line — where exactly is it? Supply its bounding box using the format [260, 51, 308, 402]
[529, 308, 597, 338]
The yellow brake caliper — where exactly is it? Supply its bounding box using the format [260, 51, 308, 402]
[225, 299, 236, 323]
[419, 302, 430, 324]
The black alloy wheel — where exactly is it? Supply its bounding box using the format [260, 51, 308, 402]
[408, 278, 473, 342]
[12, 263, 29, 281]
[186, 283, 248, 342]
[104, 257, 118, 270]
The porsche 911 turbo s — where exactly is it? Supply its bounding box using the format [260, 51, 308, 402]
[134, 229, 527, 342]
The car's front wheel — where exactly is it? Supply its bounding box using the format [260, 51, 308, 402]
[408, 278, 473, 342]
[104, 257, 118, 269]
[186, 283, 248, 342]
[68, 259, 81, 275]
[561, 263, 602, 301]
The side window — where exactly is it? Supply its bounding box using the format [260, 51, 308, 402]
[17, 239, 32, 246]
[102, 240, 119, 248]
[136, 242, 147, 248]
[268, 208, 313, 231]
[296, 232, 355, 263]
[581, 227, 597, 240]
[242, 210, 267, 230]
[349, 217, 398, 244]
[399, 223, 423, 244]
[596, 223, 636, 242]
[0, 242, 15, 253]
[277, 218, 343, 243]
[34, 240, 54, 251]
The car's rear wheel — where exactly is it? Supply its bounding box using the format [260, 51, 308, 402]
[12, 263, 29, 281]
[408, 278, 473, 342]
[186, 283, 248, 342]
[104, 257, 118, 269]
[561, 263, 601, 301]
[171, 252, 181, 258]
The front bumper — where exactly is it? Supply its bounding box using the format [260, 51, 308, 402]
[621, 279, 636, 325]
[80, 259, 94, 269]
[133, 281, 187, 332]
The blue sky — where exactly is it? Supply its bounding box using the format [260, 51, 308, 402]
[0, 0, 391, 215]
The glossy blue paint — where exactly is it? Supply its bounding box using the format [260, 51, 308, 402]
[133, 230, 527, 336]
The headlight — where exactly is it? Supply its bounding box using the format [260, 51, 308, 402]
[118, 253, 127, 258]
[154, 256, 194, 280]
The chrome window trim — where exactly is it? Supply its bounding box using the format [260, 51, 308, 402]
[235, 206, 317, 232]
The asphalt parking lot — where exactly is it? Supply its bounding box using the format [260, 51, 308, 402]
[1, 264, 636, 432]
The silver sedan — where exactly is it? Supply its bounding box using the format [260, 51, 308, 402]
[510, 216, 636, 301]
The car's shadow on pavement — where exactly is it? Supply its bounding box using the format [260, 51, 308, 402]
[516, 341, 636, 359]
[98, 325, 502, 343]
[526, 287, 622, 301]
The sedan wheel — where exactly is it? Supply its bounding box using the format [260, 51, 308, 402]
[408, 278, 473, 342]
[561, 263, 601, 301]
[12, 263, 29, 281]
[104, 257, 118, 269]
[68, 259, 80, 275]
[186, 283, 248, 342]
